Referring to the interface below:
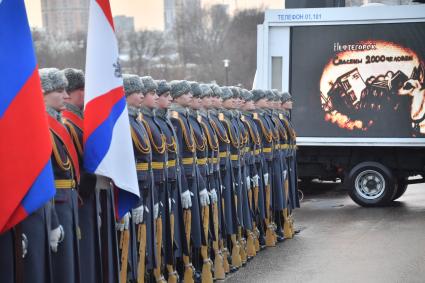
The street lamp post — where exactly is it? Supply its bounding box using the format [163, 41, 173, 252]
[223, 59, 230, 85]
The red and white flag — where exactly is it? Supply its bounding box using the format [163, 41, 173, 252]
[84, 0, 139, 218]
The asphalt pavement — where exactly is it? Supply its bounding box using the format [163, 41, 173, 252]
[225, 182, 425, 283]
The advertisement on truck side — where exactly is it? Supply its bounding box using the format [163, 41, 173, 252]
[290, 22, 425, 138]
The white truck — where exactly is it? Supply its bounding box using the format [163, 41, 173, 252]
[255, 5, 425, 206]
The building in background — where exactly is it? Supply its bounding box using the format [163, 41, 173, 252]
[164, 0, 201, 32]
[164, 0, 176, 32]
[285, 0, 415, 8]
[114, 15, 135, 34]
[206, 0, 283, 12]
[41, 0, 89, 35]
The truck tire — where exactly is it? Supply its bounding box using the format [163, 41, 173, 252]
[392, 179, 408, 201]
[347, 162, 396, 207]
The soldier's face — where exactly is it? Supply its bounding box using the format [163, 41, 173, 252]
[65, 89, 84, 109]
[44, 89, 69, 111]
[143, 91, 159, 108]
[173, 92, 192, 107]
[255, 98, 268, 108]
[191, 97, 202, 109]
[201, 97, 211, 108]
[283, 101, 293, 110]
[158, 92, 172, 109]
[243, 100, 255, 111]
[212, 97, 222, 108]
[126, 92, 144, 108]
[235, 98, 243, 108]
[223, 98, 235, 109]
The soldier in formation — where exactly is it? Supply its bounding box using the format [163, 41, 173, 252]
[0, 70, 299, 283]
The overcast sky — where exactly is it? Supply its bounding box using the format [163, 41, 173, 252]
[24, 0, 284, 30]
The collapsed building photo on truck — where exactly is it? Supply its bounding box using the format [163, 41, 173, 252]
[255, 4, 425, 207]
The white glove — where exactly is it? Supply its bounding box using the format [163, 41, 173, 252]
[169, 198, 175, 211]
[220, 185, 225, 193]
[246, 176, 251, 191]
[116, 212, 130, 231]
[251, 175, 260, 187]
[264, 173, 269, 187]
[283, 170, 288, 181]
[181, 190, 192, 209]
[22, 233, 28, 258]
[50, 225, 64, 253]
[199, 188, 210, 207]
[132, 205, 144, 224]
[154, 203, 159, 219]
[209, 189, 218, 204]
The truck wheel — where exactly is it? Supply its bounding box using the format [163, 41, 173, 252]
[347, 162, 396, 207]
[392, 179, 408, 201]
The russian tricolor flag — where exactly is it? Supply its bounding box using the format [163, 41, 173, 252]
[0, 0, 56, 232]
[84, 0, 139, 219]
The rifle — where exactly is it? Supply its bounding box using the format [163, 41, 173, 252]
[237, 151, 247, 265]
[251, 163, 261, 253]
[183, 209, 194, 283]
[153, 215, 165, 282]
[261, 160, 276, 247]
[201, 205, 213, 283]
[209, 172, 225, 279]
[137, 223, 147, 283]
[119, 225, 130, 283]
[215, 150, 230, 275]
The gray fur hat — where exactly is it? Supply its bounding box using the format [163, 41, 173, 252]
[39, 68, 68, 94]
[123, 74, 144, 97]
[209, 84, 223, 98]
[156, 80, 171, 96]
[200, 84, 213, 98]
[265, 90, 275, 101]
[272, 89, 280, 99]
[229, 87, 241, 99]
[190, 82, 202, 98]
[170, 80, 192, 99]
[141, 76, 158, 94]
[240, 89, 253, 101]
[63, 68, 84, 93]
[251, 89, 266, 102]
[220, 87, 233, 101]
[281, 91, 293, 102]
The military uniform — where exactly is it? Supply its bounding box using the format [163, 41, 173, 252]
[36, 68, 81, 283]
[154, 106, 186, 282]
[169, 80, 203, 283]
[219, 87, 243, 269]
[239, 88, 262, 256]
[251, 90, 277, 247]
[62, 68, 101, 283]
[0, 201, 53, 283]
[208, 84, 233, 274]
[121, 75, 155, 283]
[198, 83, 227, 279]
[188, 82, 215, 282]
[47, 105, 81, 283]
[128, 105, 156, 279]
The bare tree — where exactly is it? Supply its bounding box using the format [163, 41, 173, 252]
[32, 6, 264, 87]
[126, 30, 166, 75]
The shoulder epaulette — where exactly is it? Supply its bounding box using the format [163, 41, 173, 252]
[171, 110, 179, 119]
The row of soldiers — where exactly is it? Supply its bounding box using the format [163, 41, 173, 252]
[0, 67, 299, 283]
